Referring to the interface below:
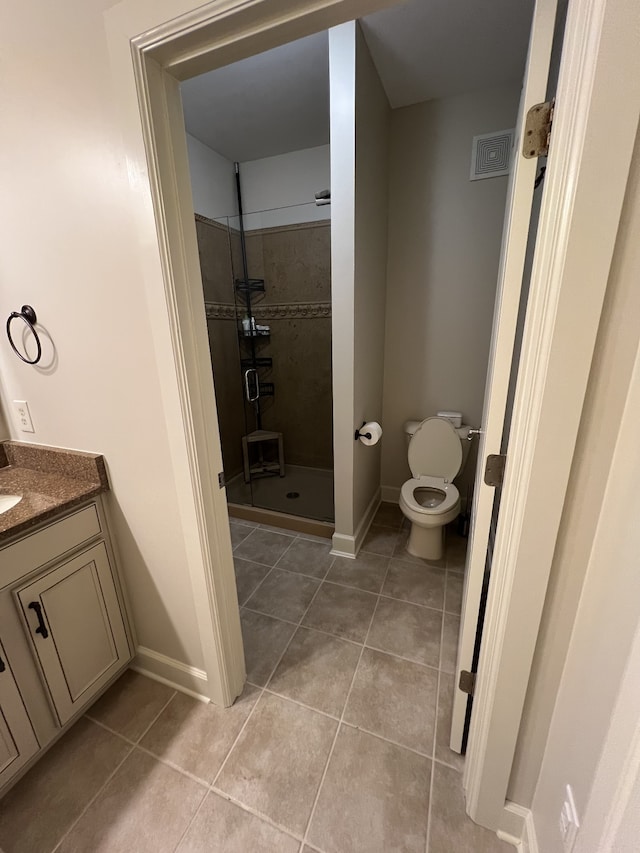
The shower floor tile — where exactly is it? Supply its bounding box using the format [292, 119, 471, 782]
[226, 464, 334, 522]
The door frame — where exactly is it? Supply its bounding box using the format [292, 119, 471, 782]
[104, 0, 640, 833]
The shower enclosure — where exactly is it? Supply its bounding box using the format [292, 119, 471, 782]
[196, 166, 334, 523]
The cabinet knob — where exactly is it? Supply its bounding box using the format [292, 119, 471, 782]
[28, 601, 49, 639]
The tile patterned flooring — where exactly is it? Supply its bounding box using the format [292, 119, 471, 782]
[0, 504, 513, 853]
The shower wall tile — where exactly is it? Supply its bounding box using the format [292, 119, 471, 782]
[246, 222, 331, 305]
[198, 218, 334, 480]
[256, 317, 333, 469]
[207, 318, 245, 480]
[196, 217, 234, 304]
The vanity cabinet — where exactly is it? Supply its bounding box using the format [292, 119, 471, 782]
[0, 639, 39, 789]
[0, 498, 133, 795]
[14, 542, 130, 726]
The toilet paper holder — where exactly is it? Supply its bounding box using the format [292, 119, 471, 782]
[354, 422, 372, 441]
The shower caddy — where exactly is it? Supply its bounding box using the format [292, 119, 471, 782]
[234, 162, 284, 481]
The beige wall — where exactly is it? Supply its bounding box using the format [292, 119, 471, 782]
[329, 21, 389, 549]
[380, 87, 520, 498]
[508, 126, 640, 816]
[0, 0, 205, 672]
[329, 21, 357, 539]
[352, 23, 390, 526]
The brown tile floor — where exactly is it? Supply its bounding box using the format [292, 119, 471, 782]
[0, 510, 514, 853]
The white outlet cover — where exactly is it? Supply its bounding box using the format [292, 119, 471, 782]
[13, 400, 35, 433]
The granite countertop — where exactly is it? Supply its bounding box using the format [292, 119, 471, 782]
[0, 441, 109, 542]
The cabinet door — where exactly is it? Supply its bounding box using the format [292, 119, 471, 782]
[0, 639, 39, 789]
[15, 543, 131, 725]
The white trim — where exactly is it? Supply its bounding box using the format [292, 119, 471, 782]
[105, 0, 640, 830]
[106, 0, 398, 709]
[131, 647, 210, 702]
[451, 0, 557, 754]
[464, 0, 640, 828]
[498, 802, 538, 853]
[331, 487, 380, 557]
[380, 485, 400, 504]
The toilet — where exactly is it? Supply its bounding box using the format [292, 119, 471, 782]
[399, 415, 471, 561]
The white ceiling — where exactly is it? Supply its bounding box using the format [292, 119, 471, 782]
[180, 32, 330, 162]
[361, 0, 534, 108]
[181, 0, 534, 162]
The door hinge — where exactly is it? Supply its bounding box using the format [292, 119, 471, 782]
[484, 454, 506, 488]
[218, 471, 225, 489]
[459, 670, 476, 696]
[522, 99, 554, 158]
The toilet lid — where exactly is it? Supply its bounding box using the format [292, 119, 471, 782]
[408, 417, 463, 480]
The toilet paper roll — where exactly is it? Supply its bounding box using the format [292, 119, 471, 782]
[359, 422, 383, 446]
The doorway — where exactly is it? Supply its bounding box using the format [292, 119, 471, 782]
[112, 0, 635, 839]
[182, 34, 335, 528]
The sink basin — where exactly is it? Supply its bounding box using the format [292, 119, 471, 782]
[0, 495, 22, 514]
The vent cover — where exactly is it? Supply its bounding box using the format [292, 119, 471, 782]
[470, 129, 514, 181]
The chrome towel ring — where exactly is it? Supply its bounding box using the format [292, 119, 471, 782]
[7, 305, 42, 364]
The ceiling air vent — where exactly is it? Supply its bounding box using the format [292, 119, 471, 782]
[470, 129, 514, 181]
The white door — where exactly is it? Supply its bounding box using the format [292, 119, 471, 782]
[450, 0, 559, 752]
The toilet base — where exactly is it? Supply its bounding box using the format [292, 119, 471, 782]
[407, 523, 444, 561]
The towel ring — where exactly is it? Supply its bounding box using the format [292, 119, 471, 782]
[7, 306, 42, 365]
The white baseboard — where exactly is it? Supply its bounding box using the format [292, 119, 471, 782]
[380, 485, 400, 504]
[132, 646, 210, 703]
[331, 489, 381, 558]
[498, 802, 538, 853]
[330, 533, 357, 558]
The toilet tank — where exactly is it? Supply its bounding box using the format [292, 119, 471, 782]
[404, 417, 473, 473]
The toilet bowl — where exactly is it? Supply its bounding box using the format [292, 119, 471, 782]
[399, 417, 467, 561]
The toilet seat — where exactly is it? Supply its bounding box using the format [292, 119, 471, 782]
[400, 476, 460, 516]
[408, 417, 463, 480]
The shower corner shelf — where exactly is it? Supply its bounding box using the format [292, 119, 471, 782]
[239, 328, 270, 339]
[241, 356, 272, 370]
[235, 278, 265, 293]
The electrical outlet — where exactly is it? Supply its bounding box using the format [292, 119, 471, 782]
[13, 400, 35, 433]
[559, 784, 580, 851]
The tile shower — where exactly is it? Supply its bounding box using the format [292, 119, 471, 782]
[196, 208, 334, 523]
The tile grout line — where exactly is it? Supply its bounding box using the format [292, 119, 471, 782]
[239, 565, 276, 607]
[232, 526, 463, 850]
[173, 785, 210, 852]
[133, 742, 212, 788]
[192, 555, 340, 847]
[240, 555, 453, 615]
[209, 785, 306, 843]
[261, 555, 336, 692]
[427, 595, 450, 853]
[300, 558, 392, 850]
[210, 554, 336, 795]
[84, 715, 139, 747]
[243, 584, 458, 621]
[242, 597, 456, 670]
[430, 668, 444, 853]
[51, 691, 180, 852]
[338, 719, 434, 762]
[46, 528, 462, 853]
[238, 530, 298, 605]
[261, 686, 341, 723]
[241, 534, 331, 608]
[49, 742, 136, 853]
